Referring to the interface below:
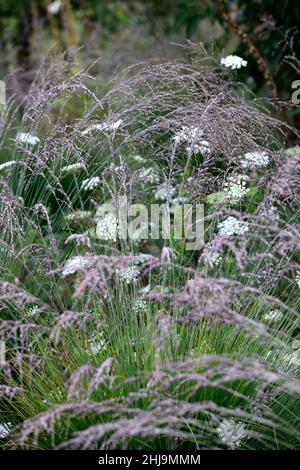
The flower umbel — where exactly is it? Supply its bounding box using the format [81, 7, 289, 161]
[95, 212, 118, 242]
[218, 216, 249, 237]
[221, 55, 247, 70]
[81, 176, 101, 191]
[217, 418, 248, 448]
[16, 132, 40, 146]
[241, 151, 269, 169]
[223, 175, 249, 205]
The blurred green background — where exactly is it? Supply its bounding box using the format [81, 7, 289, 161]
[0, 0, 299, 128]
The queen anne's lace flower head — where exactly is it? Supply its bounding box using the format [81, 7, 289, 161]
[62, 256, 92, 277]
[0, 422, 12, 438]
[241, 151, 269, 169]
[118, 265, 140, 284]
[138, 167, 160, 184]
[221, 55, 247, 70]
[88, 332, 107, 355]
[264, 204, 279, 220]
[81, 176, 101, 191]
[61, 162, 85, 174]
[96, 212, 118, 241]
[0, 161, 17, 172]
[296, 271, 300, 288]
[174, 126, 211, 156]
[263, 309, 283, 323]
[16, 132, 40, 146]
[201, 250, 222, 268]
[223, 175, 249, 205]
[47, 0, 61, 15]
[66, 210, 91, 221]
[154, 183, 176, 201]
[133, 299, 148, 313]
[173, 126, 203, 145]
[22, 305, 40, 321]
[218, 216, 249, 237]
[217, 418, 248, 448]
[186, 140, 211, 157]
[81, 119, 123, 136]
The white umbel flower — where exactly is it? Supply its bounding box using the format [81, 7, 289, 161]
[132, 154, 146, 164]
[202, 250, 222, 268]
[263, 309, 283, 323]
[88, 333, 107, 354]
[96, 212, 118, 241]
[22, 305, 40, 321]
[62, 256, 92, 277]
[296, 271, 300, 288]
[16, 132, 40, 146]
[0, 161, 17, 172]
[138, 167, 160, 184]
[66, 210, 91, 221]
[221, 55, 247, 70]
[61, 162, 85, 174]
[223, 175, 249, 204]
[47, 0, 61, 14]
[241, 151, 269, 169]
[264, 205, 279, 220]
[81, 176, 100, 191]
[133, 299, 148, 313]
[217, 418, 247, 448]
[154, 183, 176, 201]
[81, 119, 123, 136]
[118, 265, 140, 284]
[218, 216, 249, 237]
[174, 126, 203, 145]
[186, 140, 211, 157]
[174, 126, 211, 156]
[171, 196, 188, 205]
[281, 350, 300, 369]
[0, 422, 12, 438]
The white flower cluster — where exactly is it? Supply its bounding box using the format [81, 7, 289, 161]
[154, 183, 176, 201]
[88, 332, 107, 355]
[217, 418, 247, 448]
[220, 55, 247, 70]
[133, 299, 148, 313]
[81, 119, 123, 136]
[0, 161, 17, 172]
[132, 155, 146, 164]
[118, 265, 140, 284]
[138, 167, 160, 184]
[174, 126, 202, 145]
[223, 175, 249, 204]
[264, 205, 279, 220]
[202, 250, 222, 268]
[62, 255, 92, 277]
[16, 132, 40, 146]
[171, 196, 188, 205]
[81, 176, 101, 191]
[66, 210, 91, 221]
[241, 151, 269, 169]
[22, 305, 40, 321]
[47, 0, 61, 15]
[218, 216, 249, 237]
[282, 350, 300, 369]
[263, 309, 283, 323]
[296, 271, 300, 288]
[61, 162, 85, 174]
[174, 126, 211, 156]
[0, 422, 12, 438]
[96, 212, 118, 241]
